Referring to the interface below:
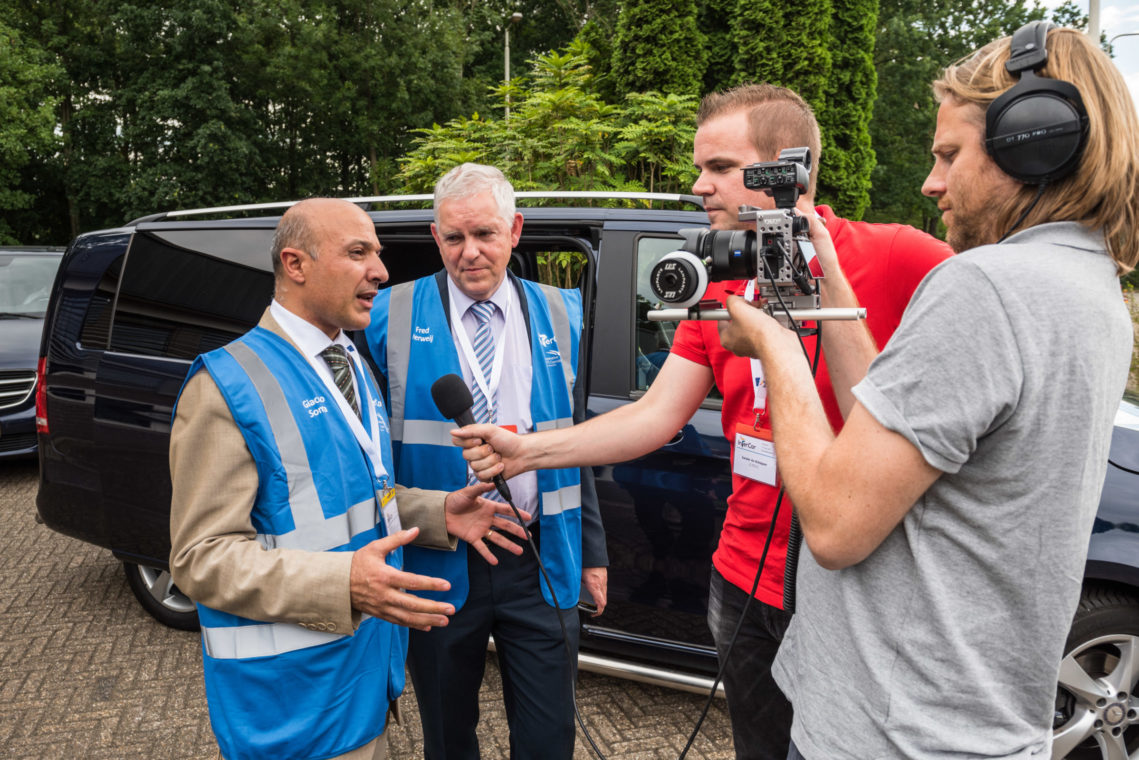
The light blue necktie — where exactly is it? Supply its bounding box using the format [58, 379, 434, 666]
[467, 300, 505, 499]
[468, 301, 498, 425]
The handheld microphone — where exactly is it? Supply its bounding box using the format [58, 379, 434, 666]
[430, 373, 513, 502]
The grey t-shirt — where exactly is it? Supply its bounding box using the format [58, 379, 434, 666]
[772, 222, 1131, 759]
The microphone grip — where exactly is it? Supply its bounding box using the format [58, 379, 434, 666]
[456, 411, 513, 502]
[492, 474, 513, 503]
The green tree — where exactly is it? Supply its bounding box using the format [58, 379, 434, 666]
[699, 0, 736, 93]
[0, 19, 62, 243]
[818, 0, 879, 219]
[866, 0, 1042, 232]
[6, 0, 126, 242]
[615, 91, 699, 193]
[611, 0, 707, 98]
[112, 1, 266, 216]
[731, 0, 832, 111]
[397, 40, 697, 197]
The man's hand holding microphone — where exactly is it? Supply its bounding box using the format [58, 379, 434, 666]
[450, 421, 607, 616]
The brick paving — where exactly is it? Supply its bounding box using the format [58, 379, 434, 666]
[0, 461, 735, 759]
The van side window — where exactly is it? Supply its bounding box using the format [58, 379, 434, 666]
[108, 232, 272, 360]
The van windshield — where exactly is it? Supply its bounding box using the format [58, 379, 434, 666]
[0, 254, 60, 318]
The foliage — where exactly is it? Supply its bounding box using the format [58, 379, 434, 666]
[730, 0, 832, 111]
[398, 41, 698, 197]
[698, 0, 736, 93]
[728, 0, 883, 219]
[447, 0, 589, 116]
[611, 0, 706, 98]
[1, 0, 494, 243]
[864, 0, 1044, 232]
[2, 0, 1089, 250]
[0, 18, 62, 243]
[818, 0, 878, 219]
[537, 249, 588, 289]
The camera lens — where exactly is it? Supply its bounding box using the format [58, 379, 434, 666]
[649, 252, 708, 309]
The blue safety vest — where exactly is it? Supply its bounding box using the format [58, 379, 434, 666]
[366, 274, 583, 609]
[177, 327, 405, 760]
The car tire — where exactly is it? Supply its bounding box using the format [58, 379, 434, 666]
[1053, 585, 1139, 759]
[122, 561, 200, 631]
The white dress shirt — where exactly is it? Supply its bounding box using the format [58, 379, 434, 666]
[447, 275, 539, 517]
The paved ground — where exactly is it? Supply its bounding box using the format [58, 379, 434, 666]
[0, 461, 735, 759]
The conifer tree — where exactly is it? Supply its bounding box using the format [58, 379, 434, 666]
[611, 0, 707, 98]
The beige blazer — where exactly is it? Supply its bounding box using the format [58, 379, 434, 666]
[169, 309, 455, 635]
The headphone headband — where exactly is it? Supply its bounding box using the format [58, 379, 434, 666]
[1005, 20, 1052, 75]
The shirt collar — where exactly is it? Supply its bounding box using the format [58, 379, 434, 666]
[447, 273, 511, 317]
[270, 299, 354, 360]
[1000, 221, 1106, 253]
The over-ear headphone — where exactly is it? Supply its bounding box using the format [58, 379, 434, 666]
[985, 21, 1088, 184]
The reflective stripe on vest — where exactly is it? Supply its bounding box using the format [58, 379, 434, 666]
[256, 497, 377, 551]
[540, 484, 582, 516]
[202, 615, 375, 659]
[535, 417, 573, 432]
[386, 282, 415, 442]
[226, 341, 328, 538]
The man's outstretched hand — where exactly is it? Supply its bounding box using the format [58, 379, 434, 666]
[445, 481, 532, 564]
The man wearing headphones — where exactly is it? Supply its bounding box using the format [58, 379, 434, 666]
[717, 24, 1139, 759]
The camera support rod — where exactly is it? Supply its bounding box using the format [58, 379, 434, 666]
[647, 307, 867, 322]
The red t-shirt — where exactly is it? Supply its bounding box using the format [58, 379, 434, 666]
[669, 206, 952, 608]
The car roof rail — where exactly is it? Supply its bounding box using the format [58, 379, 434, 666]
[125, 191, 704, 226]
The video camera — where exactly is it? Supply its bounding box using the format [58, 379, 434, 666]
[647, 147, 865, 325]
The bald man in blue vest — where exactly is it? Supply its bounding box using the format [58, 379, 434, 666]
[169, 198, 530, 760]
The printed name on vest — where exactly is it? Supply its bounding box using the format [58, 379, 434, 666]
[413, 326, 434, 343]
[303, 394, 329, 418]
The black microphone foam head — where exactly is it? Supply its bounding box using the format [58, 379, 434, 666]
[431, 373, 474, 420]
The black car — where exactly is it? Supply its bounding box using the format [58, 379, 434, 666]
[0, 246, 64, 459]
[33, 197, 1139, 757]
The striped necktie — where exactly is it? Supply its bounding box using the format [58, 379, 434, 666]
[468, 300, 498, 425]
[320, 344, 360, 418]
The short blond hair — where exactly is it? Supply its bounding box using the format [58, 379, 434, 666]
[697, 84, 822, 199]
[934, 27, 1139, 273]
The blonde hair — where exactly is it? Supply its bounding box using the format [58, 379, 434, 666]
[698, 84, 822, 199]
[934, 27, 1139, 273]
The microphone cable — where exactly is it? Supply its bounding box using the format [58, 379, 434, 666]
[678, 265, 822, 758]
[997, 182, 1047, 244]
[493, 485, 609, 760]
[429, 374, 607, 757]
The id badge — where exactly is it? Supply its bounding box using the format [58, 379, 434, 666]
[733, 423, 778, 486]
[379, 487, 401, 537]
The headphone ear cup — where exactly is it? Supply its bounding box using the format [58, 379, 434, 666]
[985, 78, 1088, 184]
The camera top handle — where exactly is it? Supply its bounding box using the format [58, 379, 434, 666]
[742, 147, 811, 209]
